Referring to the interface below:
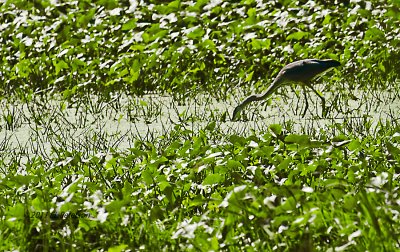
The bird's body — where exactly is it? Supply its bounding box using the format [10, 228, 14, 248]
[232, 59, 340, 120]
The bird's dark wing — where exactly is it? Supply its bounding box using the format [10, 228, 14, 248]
[282, 59, 340, 83]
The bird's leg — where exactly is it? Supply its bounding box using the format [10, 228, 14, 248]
[292, 85, 302, 115]
[302, 85, 309, 118]
[307, 83, 326, 117]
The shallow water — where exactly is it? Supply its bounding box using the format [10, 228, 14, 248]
[1, 84, 399, 161]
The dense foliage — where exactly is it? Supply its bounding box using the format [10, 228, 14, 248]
[0, 0, 399, 98]
[1, 0, 400, 251]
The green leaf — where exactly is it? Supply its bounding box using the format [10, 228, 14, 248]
[258, 146, 274, 158]
[130, 44, 145, 52]
[142, 32, 150, 43]
[122, 19, 137, 30]
[227, 160, 242, 169]
[108, 244, 128, 252]
[378, 62, 386, 73]
[189, 195, 205, 207]
[7, 203, 25, 219]
[60, 202, 80, 213]
[106, 200, 125, 212]
[118, 68, 129, 78]
[386, 142, 400, 157]
[269, 124, 282, 137]
[150, 206, 164, 220]
[71, 58, 86, 70]
[211, 236, 219, 250]
[365, 27, 385, 42]
[142, 170, 153, 185]
[122, 181, 133, 200]
[246, 8, 257, 24]
[132, 59, 141, 72]
[245, 71, 254, 82]
[187, 27, 205, 40]
[251, 38, 271, 50]
[277, 158, 291, 171]
[158, 181, 171, 191]
[322, 14, 331, 25]
[203, 173, 223, 185]
[348, 139, 361, 151]
[32, 197, 45, 211]
[251, 39, 262, 50]
[205, 121, 216, 131]
[201, 39, 216, 52]
[229, 135, 247, 146]
[54, 60, 69, 75]
[12, 175, 36, 186]
[77, 8, 95, 27]
[284, 134, 310, 146]
[286, 31, 309, 40]
[167, 0, 181, 11]
[128, 71, 140, 82]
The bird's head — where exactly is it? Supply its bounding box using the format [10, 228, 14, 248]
[232, 94, 261, 121]
[231, 106, 242, 121]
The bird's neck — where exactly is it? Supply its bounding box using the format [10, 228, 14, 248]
[255, 79, 282, 101]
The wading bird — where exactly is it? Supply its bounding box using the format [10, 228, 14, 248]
[232, 59, 340, 120]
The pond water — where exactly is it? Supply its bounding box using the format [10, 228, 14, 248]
[1, 83, 399, 162]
